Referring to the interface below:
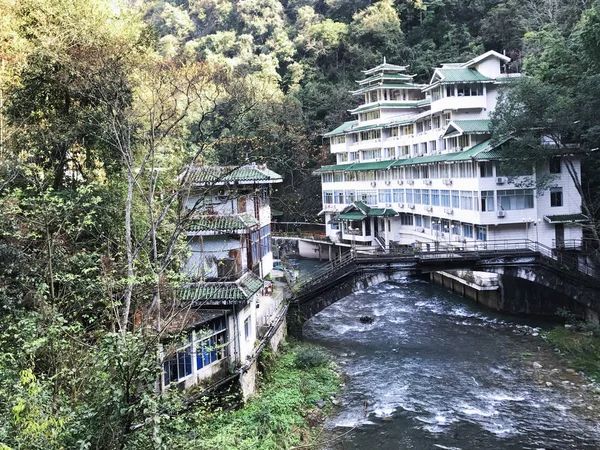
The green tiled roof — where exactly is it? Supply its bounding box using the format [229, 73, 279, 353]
[351, 123, 384, 133]
[437, 68, 491, 83]
[334, 201, 397, 220]
[314, 140, 501, 175]
[358, 73, 414, 85]
[347, 160, 395, 171]
[363, 63, 409, 75]
[337, 212, 366, 220]
[350, 101, 427, 114]
[324, 120, 358, 137]
[447, 119, 492, 135]
[177, 272, 264, 304]
[187, 215, 259, 233]
[368, 208, 398, 217]
[351, 84, 423, 95]
[544, 214, 587, 224]
[188, 165, 282, 184]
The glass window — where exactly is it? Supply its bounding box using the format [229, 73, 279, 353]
[497, 189, 534, 210]
[460, 191, 473, 210]
[479, 162, 494, 178]
[480, 190, 494, 211]
[441, 190, 451, 207]
[550, 188, 563, 207]
[550, 157, 561, 174]
[414, 189, 422, 204]
[422, 189, 430, 205]
[431, 189, 440, 206]
[462, 224, 473, 238]
[451, 190, 460, 208]
[476, 225, 487, 241]
[244, 317, 250, 341]
[379, 189, 392, 203]
[406, 189, 414, 204]
[393, 189, 404, 203]
[324, 191, 333, 203]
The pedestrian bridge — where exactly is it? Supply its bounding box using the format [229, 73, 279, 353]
[280, 238, 600, 335]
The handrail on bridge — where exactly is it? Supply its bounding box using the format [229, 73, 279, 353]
[289, 239, 599, 297]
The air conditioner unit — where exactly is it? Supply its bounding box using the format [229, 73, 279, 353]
[397, 180, 404, 185]
[497, 210, 506, 218]
[407, 179, 415, 185]
[425, 206, 433, 212]
[423, 179, 432, 185]
[408, 204, 416, 209]
[385, 180, 391, 186]
[370, 181, 377, 187]
[397, 203, 405, 208]
[386, 203, 392, 207]
[443, 178, 453, 185]
[444, 208, 454, 215]
[376, 158, 382, 161]
[420, 227, 425, 233]
[496, 177, 508, 185]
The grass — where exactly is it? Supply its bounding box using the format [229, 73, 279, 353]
[183, 340, 340, 450]
[543, 325, 600, 381]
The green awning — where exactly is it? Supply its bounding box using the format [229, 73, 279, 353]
[368, 208, 398, 217]
[337, 212, 366, 220]
[544, 214, 587, 224]
[324, 120, 358, 137]
[436, 68, 491, 83]
[177, 272, 264, 304]
[347, 160, 395, 171]
[313, 163, 357, 174]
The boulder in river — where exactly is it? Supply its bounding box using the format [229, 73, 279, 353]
[359, 316, 374, 324]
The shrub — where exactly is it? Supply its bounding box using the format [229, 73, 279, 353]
[293, 347, 329, 369]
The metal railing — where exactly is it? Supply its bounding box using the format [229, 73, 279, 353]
[289, 238, 600, 298]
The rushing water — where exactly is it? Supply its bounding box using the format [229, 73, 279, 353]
[303, 277, 600, 450]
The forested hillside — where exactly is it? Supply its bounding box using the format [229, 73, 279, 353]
[1, 0, 600, 448]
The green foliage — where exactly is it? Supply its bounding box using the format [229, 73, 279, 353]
[544, 326, 600, 381]
[181, 341, 339, 449]
[293, 346, 329, 369]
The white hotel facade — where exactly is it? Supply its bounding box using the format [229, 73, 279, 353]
[317, 51, 585, 251]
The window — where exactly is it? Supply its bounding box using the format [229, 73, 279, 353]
[476, 225, 487, 241]
[379, 189, 392, 203]
[457, 83, 483, 96]
[334, 191, 345, 204]
[479, 162, 493, 178]
[481, 190, 494, 211]
[360, 129, 381, 141]
[195, 316, 228, 371]
[332, 135, 345, 145]
[422, 189, 430, 205]
[497, 189, 534, 210]
[345, 191, 356, 203]
[550, 157, 561, 174]
[333, 172, 344, 182]
[362, 149, 381, 160]
[400, 214, 414, 225]
[324, 191, 333, 203]
[431, 189, 440, 206]
[163, 341, 192, 386]
[451, 190, 460, 208]
[330, 222, 339, 230]
[393, 189, 404, 203]
[260, 224, 271, 257]
[460, 191, 473, 210]
[462, 224, 473, 238]
[446, 86, 455, 97]
[414, 189, 422, 204]
[406, 189, 414, 204]
[356, 190, 377, 204]
[357, 171, 375, 181]
[550, 188, 563, 207]
[346, 171, 357, 181]
[244, 317, 250, 341]
[441, 190, 451, 207]
[322, 173, 333, 183]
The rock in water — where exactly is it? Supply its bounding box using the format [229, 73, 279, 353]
[359, 316, 374, 324]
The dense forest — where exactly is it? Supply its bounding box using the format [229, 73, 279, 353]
[1, 0, 600, 448]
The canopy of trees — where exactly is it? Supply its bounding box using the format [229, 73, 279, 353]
[0, 0, 599, 448]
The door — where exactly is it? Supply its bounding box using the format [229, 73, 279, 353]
[555, 224, 565, 248]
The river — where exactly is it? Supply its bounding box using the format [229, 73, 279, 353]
[303, 277, 600, 450]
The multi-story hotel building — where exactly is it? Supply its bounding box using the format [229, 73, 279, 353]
[316, 51, 585, 251]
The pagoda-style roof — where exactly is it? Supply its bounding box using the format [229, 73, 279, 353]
[349, 99, 430, 114]
[442, 119, 492, 138]
[177, 271, 264, 305]
[185, 214, 259, 235]
[334, 201, 398, 221]
[187, 164, 282, 185]
[362, 61, 409, 76]
[314, 140, 509, 175]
